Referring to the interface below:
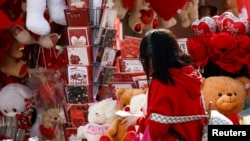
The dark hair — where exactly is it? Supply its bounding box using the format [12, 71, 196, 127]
[139, 29, 192, 85]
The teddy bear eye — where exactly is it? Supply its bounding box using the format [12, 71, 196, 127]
[12, 108, 17, 112]
[4, 110, 8, 113]
[218, 93, 222, 97]
[234, 93, 237, 96]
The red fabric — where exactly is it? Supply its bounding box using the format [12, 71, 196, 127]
[147, 0, 188, 21]
[39, 125, 55, 140]
[137, 66, 205, 141]
[228, 114, 240, 125]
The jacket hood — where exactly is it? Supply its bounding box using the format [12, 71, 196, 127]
[170, 65, 202, 98]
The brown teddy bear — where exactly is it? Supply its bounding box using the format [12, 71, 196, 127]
[0, 27, 28, 79]
[202, 76, 250, 125]
[39, 108, 65, 141]
[100, 88, 147, 141]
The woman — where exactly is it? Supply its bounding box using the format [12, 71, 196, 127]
[121, 29, 206, 141]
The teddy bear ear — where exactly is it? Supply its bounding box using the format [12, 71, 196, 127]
[116, 88, 126, 99]
[236, 76, 250, 97]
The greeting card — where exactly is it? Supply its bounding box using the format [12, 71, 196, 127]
[64, 9, 90, 26]
[67, 27, 91, 47]
[100, 8, 117, 28]
[101, 28, 117, 47]
[67, 65, 90, 86]
[119, 58, 144, 72]
[67, 0, 89, 10]
[64, 85, 89, 104]
[63, 104, 88, 128]
[66, 46, 92, 65]
[99, 47, 117, 66]
[120, 36, 142, 58]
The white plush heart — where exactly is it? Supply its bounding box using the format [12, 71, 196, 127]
[71, 36, 86, 46]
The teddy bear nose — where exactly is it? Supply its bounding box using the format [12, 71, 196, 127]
[227, 93, 232, 97]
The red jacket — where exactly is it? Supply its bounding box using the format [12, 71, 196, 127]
[137, 65, 206, 141]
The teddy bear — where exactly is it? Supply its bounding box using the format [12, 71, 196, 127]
[99, 88, 147, 141]
[202, 76, 250, 125]
[26, 0, 68, 35]
[0, 83, 40, 140]
[0, 27, 28, 79]
[39, 108, 65, 141]
[76, 98, 117, 141]
[178, 0, 199, 28]
[114, 0, 177, 34]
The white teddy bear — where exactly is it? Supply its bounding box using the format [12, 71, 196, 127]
[77, 98, 117, 141]
[26, 0, 68, 35]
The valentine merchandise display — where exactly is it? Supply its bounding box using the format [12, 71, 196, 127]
[99, 88, 147, 141]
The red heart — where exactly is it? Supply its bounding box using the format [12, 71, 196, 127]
[221, 18, 247, 36]
[140, 9, 154, 24]
[147, 0, 188, 21]
[191, 17, 216, 36]
[72, 117, 84, 128]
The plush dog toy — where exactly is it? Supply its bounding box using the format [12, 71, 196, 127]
[26, 0, 68, 35]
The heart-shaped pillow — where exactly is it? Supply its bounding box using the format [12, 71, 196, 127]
[191, 17, 216, 36]
[147, 0, 188, 21]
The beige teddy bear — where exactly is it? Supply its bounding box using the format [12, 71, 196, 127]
[39, 108, 65, 141]
[178, 0, 199, 28]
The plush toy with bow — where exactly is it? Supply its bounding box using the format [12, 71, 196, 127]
[26, 0, 68, 35]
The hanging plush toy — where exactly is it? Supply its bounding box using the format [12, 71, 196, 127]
[26, 0, 68, 35]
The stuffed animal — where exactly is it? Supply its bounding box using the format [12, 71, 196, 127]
[77, 98, 117, 141]
[202, 76, 250, 125]
[114, 0, 177, 34]
[39, 108, 65, 141]
[222, 0, 238, 17]
[178, 0, 199, 28]
[100, 88, 147, 141]
[0, 83, 39, 140]
[26, 0, 68, 35]
[0, 27, 28, 79]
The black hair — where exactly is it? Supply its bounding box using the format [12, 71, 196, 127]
[139, 29, 192, 86]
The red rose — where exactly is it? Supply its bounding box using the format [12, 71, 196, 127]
[232, 35, 250, 64]
[187, 37, 209, 67]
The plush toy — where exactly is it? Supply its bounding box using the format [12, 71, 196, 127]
[178, 0, 199, 28]
[100, 88, 147, 141]
[0, 83, 39, 140]
[114, 0, 177, 34]
[0, 27, 28, 79]
[26, 0, 68, 35]
[39, 108, 65, 141]
[202, 76, 250, 125]
[222, 0, 238, 17]
[77, 98, 117, 141]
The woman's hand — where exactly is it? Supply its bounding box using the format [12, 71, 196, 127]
[120, 115, 141, 130]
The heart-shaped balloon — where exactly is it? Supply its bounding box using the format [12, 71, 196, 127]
[220, 13, 248, 36]
[147, 0, 188, 21]
[191, 16, 216, 36]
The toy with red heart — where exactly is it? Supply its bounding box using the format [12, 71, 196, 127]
[191, 16, 216, 36]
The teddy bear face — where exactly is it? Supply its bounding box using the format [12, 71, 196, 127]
[0, 83, 33, 117]
[116, 88, 147, 111]
[87, 98, 117, 124]
[202, 76, 246, 116]
[43, 108, 63, 126]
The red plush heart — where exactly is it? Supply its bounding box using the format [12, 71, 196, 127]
[72, 117, 84, 128]
[147, 0, 188, 21]
[140, 9, 154, 24]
